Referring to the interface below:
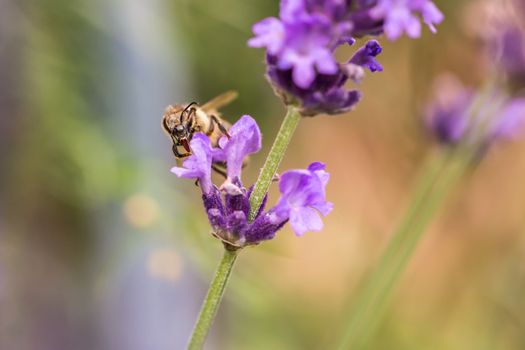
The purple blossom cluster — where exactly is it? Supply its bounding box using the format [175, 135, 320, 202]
[425, 75, 525, 147]
[497, 26, 525, 84]
[171, 116, 332, 249]
[248, 0, 443, 115]
[466, 0, 525, 87]
[484, 3, 525, 86]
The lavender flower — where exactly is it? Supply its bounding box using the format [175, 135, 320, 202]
[273, 162, 333, 236]
[424, 75, 473, 145]
[249, 0, 442, 115]
[497, 26, 525, 83]
[425, 75, 525, 147]
[171, 115, 332, 249]
[466, 0, 525, 87]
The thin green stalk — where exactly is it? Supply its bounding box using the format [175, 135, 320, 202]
[342, 151, 470, 350]
[188, 249, 239, 350]
[249, 106, 301, 221]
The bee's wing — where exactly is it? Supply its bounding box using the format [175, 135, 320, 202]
[201, 90, 238, 112]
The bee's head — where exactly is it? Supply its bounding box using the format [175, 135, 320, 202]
[173, 124, 187, 137]
[163, 101, 198, 153]
[171, 123, 191, 151]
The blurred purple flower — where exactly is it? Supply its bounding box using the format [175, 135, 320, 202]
[249, 0, 442, 115]
[466, 0, 525, 86]
[489, 98, 525, 140]
[171, 116, 332, 248]
[424, 75, 474, 145]
[498, 27, 525, 81]
[425, 74, 525, 147]
[370, 0, 444, 40]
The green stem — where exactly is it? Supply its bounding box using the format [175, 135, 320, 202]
[187, 249, 239, 350]
[337, 149, 470, 350]
[249, 106, 301, 221]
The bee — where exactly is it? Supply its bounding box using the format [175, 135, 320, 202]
[162, 91, 239, 176]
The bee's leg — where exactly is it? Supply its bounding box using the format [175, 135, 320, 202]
[185, 108, 197, 131]
[272, 173, 280, 182]
[172, 144, 191, 158]
[211, 115, 231, 139]
[211, 163, 228, 178]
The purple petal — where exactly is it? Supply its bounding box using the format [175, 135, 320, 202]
[276, 15, 337, 88]
[385, 7, 421, 40]
[419, 0, 444, 33]
[491, 98, 525, 139]
[292, 57, 317, 88]
[215, 115, 262, 181]
[371, 0, 442, 40]
[248, 17, 285, 55]
[289, 207, 324, 236]
[315, 50, 339, 75]
[307, 162, 330, 188]
[280, 0, 306, 22]
[170, 133, 213, 194]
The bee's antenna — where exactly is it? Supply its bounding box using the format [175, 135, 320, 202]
[180, 102, 198, 123]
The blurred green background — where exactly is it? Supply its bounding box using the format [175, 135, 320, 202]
[1, 0, 525, 349]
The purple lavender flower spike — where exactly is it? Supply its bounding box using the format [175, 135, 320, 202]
[170, 133, 213, 194]
[265, 38, 382, 116]
[468, 1, 525, 87]
[171, 116, 332, 248]
[249, 1, 395, 116]
[274, 162, 333, 236]
[425, 74, 525, 149]
[424, 75, 473, 145]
